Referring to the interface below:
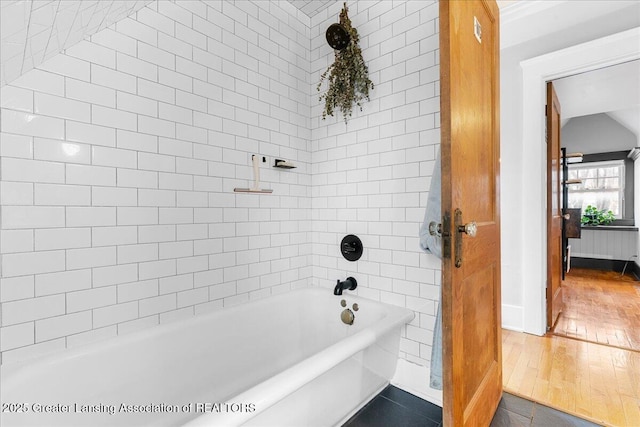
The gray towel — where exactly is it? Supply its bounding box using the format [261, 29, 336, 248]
[418, 147, 442, 390]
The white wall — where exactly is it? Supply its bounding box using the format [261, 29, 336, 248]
[500, 1, 640, 332]
[0, 0, 313, 364]
[310, 0, 441, 373]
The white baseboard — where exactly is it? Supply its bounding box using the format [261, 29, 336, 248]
[501, 304, 523, 332]
[391, 359, 443, 407]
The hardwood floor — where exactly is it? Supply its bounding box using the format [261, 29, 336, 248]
[502, 329, 640, 426]
[552, 268, 640, 351]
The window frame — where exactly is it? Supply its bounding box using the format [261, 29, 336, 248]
[567, 151, 635, 227]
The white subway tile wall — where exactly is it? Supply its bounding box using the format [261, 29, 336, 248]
[0, 0, 440, 376]
[0, 0, 312, 365]
[310, 0, 440, 369]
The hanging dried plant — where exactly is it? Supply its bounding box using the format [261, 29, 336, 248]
[317, 3, 374, 124]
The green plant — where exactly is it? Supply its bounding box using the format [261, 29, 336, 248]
[581, 205, 615, 226]
[317, 3, 373, 123]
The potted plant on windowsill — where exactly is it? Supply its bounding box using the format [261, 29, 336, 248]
[581, 205, 615, 226]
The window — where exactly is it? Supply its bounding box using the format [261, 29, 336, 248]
[567, 160, 625, 218]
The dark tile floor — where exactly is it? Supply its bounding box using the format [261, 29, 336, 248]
[343, 386, 602, 427]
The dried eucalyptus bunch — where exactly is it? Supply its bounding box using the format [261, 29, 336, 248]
[317, 3, 374, 123]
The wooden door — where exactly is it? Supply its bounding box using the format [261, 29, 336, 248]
[440, 1, 502, 426]
[546, 82, 563, 330]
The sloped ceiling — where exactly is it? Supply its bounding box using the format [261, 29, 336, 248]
[1, 0, 522, 87]
[553, 60, 640, 139]
[0, 0, 151, 87]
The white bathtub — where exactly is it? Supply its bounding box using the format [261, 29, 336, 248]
[1, 287, 414, 427]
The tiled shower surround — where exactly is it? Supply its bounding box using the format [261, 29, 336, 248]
[0, 0, 441, 376]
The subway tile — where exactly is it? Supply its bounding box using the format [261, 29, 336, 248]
[117, 18, 158, 46]
[137, 7, 175, 36]
[176, 22, 207, 50]
[139, 259, 176, 280]
[159, 68, 192, 93]
[92, 105, 137, 131]
[0, 85, 33, 112]
[35, 228, 91, 251]
[34, 183, 90, 206]
[11, 69, 65, 96]
[137, 79, 175, 104]
[176, 57, 207, 84]
[65, 78, 116, 108]
[1, 181, 33, 205]
[117, 129, 158, 153]
[138, 189, 175, 207]
[1, 110, 64, 140]
[1, 206, 65, 229]
[66, 121, 116, 147]
[177, 224, 208, 241]
[116, 52, 158, 81]
[34, 93, 90, 123]
[116, 91, 158, 116]
[92, 187, 138, 206]
[138, 152, 176, 173]
[66, 246, 116, 270]
[66, 40, 116, 69]
[0, 276, 35, 303]
[159, 207, 194, 224]
[35, 269, 92, 296]
[92, 146, 137, 168]
[92, 28, 137, 57]
[159, 241, 193, 259]
[36, 311, 92, 342]
[0, 323, 35, 351]
[138, 115, 175, 138]
[177, 287, 208, 308]
[0, 132, 33, 159]
[118, 243, 158, 264]
[92, 226, 138, 247]
[67, 287, 116, 313]
[117, 207, 159, 225]
[159, 273, 193, 295]
[93, 264, 138, 288]
[177, 255, 208, 274]
[117, 168, 158, 189]
[91, 63, 138, 96]
[137, 42, 175, 70]
[159, 102, 192, 126]
[177, 158, 208, 176]
[139, 225, 176, 243]
[93, 302, 139, 328]
[118, 279, 159, 304]
[1, 294, 65, 326]
[67, 207, 116, 227]
[34, 139, 90, 164]
[158, 173, 192, 191]
[1, 157, 64, 184]
[157, 1, 193, 28]
[1, 230, 33, 254]
[158, 32, 193, 59]
[159, 137, 193, 158]
[139, 294, 176, 317]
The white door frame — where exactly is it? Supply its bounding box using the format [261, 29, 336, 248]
[519, 27, 640, 335]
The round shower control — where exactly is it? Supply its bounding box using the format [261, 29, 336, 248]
[340, 234, 363, 261]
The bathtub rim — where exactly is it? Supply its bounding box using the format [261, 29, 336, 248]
[1, 287, 414, 393]
[182, 294, 414, 426]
